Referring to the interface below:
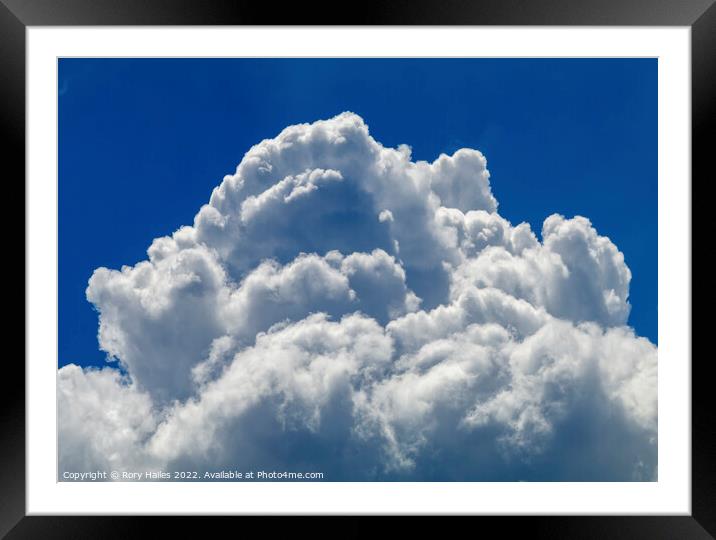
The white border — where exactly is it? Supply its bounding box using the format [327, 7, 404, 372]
[26, 27, 691, 515]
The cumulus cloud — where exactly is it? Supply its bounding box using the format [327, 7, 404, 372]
[60, 112, 656, 481]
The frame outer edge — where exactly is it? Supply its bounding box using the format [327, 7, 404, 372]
[691, 1, 716, 538]
[0, 0, 26, 538]
[4, 0, 713, 536]
[0, 0, 714, 26]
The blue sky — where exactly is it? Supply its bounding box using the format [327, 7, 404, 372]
[59, 58, 657, 369]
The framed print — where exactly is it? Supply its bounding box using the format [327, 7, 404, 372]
[4, 0, 714, 537]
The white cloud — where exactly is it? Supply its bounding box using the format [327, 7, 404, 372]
[448, 214, 631, 327]
[60, 112, 656, 481]
[58, 365, 160, 474]
[147, 313, 393, 466]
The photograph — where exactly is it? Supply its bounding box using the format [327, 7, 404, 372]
[57, 57, 658, 482]
[5, 4, 709, 532]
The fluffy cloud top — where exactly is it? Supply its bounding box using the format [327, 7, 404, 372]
[60, 112, 656, 481]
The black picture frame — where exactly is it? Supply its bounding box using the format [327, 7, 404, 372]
[3, 1, 712, 537]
